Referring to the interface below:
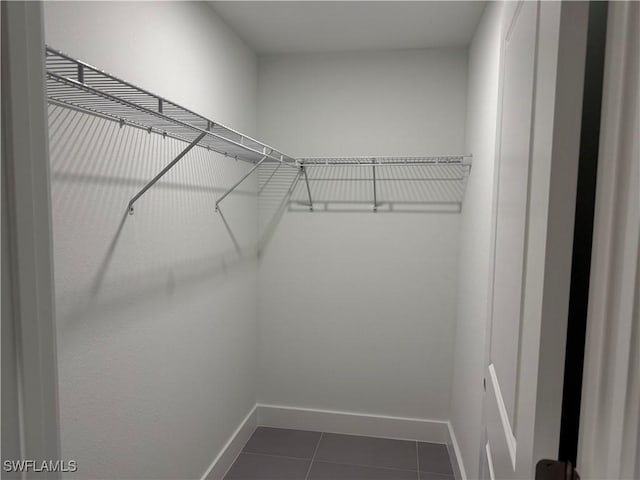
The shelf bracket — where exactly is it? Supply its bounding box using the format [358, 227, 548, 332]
[128, 131, 206, 215]
[215, 155, 268, 211]
[301, 165, 313, 211]
[372, 159, 378, 212]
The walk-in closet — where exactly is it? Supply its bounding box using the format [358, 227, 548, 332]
[4, 1, 639, 480]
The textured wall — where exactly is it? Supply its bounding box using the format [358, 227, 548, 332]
[256, 49, 467, 420]
[44, 3, 259, 478]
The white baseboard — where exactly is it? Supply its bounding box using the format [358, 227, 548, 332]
[447, 422, 468, 480]
[256, 403, 450, 443]
[201, 403, 465, 480]
[201, 405, 257, 480]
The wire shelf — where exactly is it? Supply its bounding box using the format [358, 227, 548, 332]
[45, 46, 472, 214]
[291, 157, 471, 212]
[45, 46, 296, 165]
[299, 156, 471, 166]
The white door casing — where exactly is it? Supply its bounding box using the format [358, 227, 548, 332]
[482, 2, 589, 479]
[484, 3, 538, 476]
[578, 3, 640, 479]
[1, 1, 61, 474]
[488, 0, 538, 437]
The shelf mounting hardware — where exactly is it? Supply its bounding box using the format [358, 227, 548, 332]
[372, 158, 378, 212]
[215, 154, 268, 211]
[128, 131, 207, 215]
[301, 165, 313, 211]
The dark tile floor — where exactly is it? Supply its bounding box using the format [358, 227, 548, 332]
[224, 427, 455, 480]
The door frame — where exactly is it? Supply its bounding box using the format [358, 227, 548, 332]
[1, 1, 61, 474]
[558, 0, 609, 466]
[482, 1, 590, 477]
[577, 2, 640, 478]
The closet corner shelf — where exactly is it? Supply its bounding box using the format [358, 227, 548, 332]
[45, 46, 472, 214]
[294, 156, 472, 212]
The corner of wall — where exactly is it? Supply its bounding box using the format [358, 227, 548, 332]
[450, 2, 503, 480]
[448, 421, 468, 480]
[201, 405, 258, 480]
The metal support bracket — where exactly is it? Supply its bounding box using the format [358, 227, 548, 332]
[215, 154, 268, 211]
[128, 131, 206, 214]
[372, 159, 378, 212]
[301, 165, 313, 211]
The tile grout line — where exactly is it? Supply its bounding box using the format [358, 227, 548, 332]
[304, 431, 323, 480]
[235, 430, 450, 479]
[240, 451, 314, 462]
[306, 458, 419, 474]
[420, 470, 455, 478]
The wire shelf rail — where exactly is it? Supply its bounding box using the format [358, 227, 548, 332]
[299, 156, 471, 167]
[45, 46, 472, 214]
[46, 47, 295, 166]
[295, 156, 472, 211]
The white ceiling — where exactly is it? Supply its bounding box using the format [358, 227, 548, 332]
[209, 1, 486, 55]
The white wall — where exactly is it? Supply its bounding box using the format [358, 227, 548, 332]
[256, 49, 467, 420]
[449, 3, 503, 478]
[44, 3, 259, 478]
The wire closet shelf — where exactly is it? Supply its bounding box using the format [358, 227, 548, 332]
[298, 156, 470, 166]
[45, 47, 295, 166]
[292, 156, 471, 212]
[45, 46, 472, 214]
